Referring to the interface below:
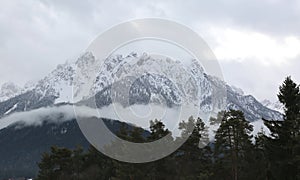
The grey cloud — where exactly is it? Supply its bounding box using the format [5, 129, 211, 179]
[155, 0, 300, 36]
[0, 105, 75, 130]
[220, 55, 300, 102]
[0, 0, 167, 86]
[0, 0, 299, 102]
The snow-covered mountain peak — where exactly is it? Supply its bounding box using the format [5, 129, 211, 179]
[0, 52, 283, 121]
[261, 99, 284, 114]
[231, 86, 244, 96]
[24, 80, 37, 91]
[0, 82, 22, 102]
[90, 52, 211, 108]
[75, 52, 95, 68]
[34, 59, 76, 103]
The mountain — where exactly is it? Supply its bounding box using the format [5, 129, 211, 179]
[0, 115, 148, 179]
[261, 99, 284, 114]
[0, 119, 88, 178]
[0, 82, 22, 102]
[226, 87, 282, 121]
[0, 52, 282, 121]
[0, 52, 284, 178]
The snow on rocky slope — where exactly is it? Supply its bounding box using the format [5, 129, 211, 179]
[0, 52, 283, 121]
[0, 82, 22, 102]
[261, 99, 284, 114]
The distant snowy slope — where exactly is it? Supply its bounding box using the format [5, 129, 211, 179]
[0, 82, 22, 102]
[0, 52, 283, 121]
[261, 99, 284, 114]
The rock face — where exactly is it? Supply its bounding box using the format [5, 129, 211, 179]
[0, 82, 22, 102]
[0, 52, 282, 121]
[261, 99, 284, 114]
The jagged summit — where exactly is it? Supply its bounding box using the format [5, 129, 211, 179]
[0, 82, 22, 102]
[0, 52, 282, 121]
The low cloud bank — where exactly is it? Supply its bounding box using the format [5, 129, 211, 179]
[0, 105, 272, 141]
[0, 104, 199, 133]
[0, 105, 76, 129]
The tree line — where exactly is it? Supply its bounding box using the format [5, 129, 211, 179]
[36, 76, 300, 180]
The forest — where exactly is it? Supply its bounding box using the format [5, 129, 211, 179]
[36, 76, 300, 180]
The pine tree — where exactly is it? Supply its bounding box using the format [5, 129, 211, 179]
[70, 146, 86, 179]
[112, 124, 150, 179]
[214, 110, 253, 180]
[147, 119, 174, 179]
[278, 76, 300, 139]
[36, 146, 73, 180]
[36, 151, 54, 180]
[264, 76, 300, 179]
[148, 119, 170, 141]
[252, 129, 270, 180]
[174, 116, 212, 179]
[84, 145, 115, 179]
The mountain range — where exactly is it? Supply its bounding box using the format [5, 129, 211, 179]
[0, 52, 282, 120]
[0, 52, 283, 178]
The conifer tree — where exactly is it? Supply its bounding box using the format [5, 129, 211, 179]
[214, 109, 253, 180]
[36, 146, 73, 180]
[174, 116, 212, 179]
[264, 76, 300, 179]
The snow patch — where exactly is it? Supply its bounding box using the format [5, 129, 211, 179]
[4, 103, 18, 115]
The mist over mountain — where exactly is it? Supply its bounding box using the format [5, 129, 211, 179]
[0, 52, 282, 121]
[0, 52, 284, 178]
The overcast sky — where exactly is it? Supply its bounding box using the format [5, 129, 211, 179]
[0, 0, 299, 102]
